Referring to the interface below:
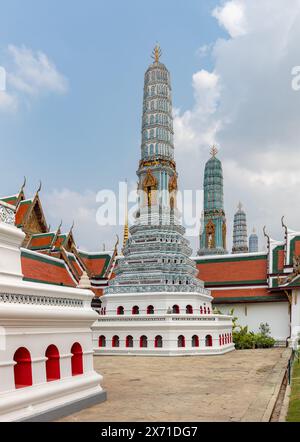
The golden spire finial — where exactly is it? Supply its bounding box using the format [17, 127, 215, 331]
[151, 44, 162, 63]
[122, 179, 129, 252]
[210, 145, 218, 158]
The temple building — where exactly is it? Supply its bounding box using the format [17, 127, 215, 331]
[0, 199, 105, 422]
[198, 148, 227, 256]
[92, 46, 233, 355]
[0, 180, 117, 304]
[232, 202, 249, 254]
[249, 228, 259, 253]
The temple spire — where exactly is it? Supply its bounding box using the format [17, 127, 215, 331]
[232, 202, 248, 254]
[249, 227, 258, 253]
[198, 148, 227, 256]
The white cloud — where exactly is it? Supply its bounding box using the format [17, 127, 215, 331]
[0, 90, 18, 113]
[174, 0, 300, 251]
[174, 70, 221, 154]
[0, 44, 68, 112]
[212, 0, 247, 38]
[7, 45, 68, 96]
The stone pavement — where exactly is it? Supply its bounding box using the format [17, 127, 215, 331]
[59, 348, 290, 422]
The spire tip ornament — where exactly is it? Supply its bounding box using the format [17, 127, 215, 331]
[210, 145, 218, 158]
[151, 44, 162, 63]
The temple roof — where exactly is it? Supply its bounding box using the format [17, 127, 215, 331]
[21, 249, 77, 287]
[27, 232, 56, 250]
[0, 194, 19, 206]
[77, 250, 115, 279]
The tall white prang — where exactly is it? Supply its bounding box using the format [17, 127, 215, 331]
[93, 47, 234, 356]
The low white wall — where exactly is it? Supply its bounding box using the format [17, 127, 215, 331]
[217, 301, 290, 342]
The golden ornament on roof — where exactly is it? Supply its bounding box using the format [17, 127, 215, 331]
[151, 44, 162, 63]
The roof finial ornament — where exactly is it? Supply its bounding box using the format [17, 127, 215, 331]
[20, 176, 26, 193]
[37, 180, 42, 194]
[210, 145, 218, 158]
[151, 43, 162, 63]
[238, 201, 243, 211]
[57, 219, 63, 232]
[69, 220, 75, 233]
[263, 225, 270, 250]
[281, 215, 288, 237]
[114, 234, 119, 254]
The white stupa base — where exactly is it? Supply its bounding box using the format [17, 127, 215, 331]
[93, 291, 234, 356]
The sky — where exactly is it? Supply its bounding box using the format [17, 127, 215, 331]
[0, 0, 300, 253]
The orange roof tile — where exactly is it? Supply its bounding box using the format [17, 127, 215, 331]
[27, 232, 56, 250]
[211, 287, 286, 303]
[21, 250, 76, 287]
[195, 254, 267, 286]
[15, 199, 32, 227]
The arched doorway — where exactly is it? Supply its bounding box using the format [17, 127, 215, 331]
[45, 345, 60, 382]
[172, 304, 180, 314]
[71, 342, 83, 376]
[112, 335, 120, 348]
[155, 335, 163, 348]
[13, 347, 33, 389]
[205, 335, 213, 347]
[178, 335, 185, 348]
[147, 305, 154, 314]
[132, 305, 139, 315]
[117, 306, 124, 315]
[99, 335, 106, 347]
[192, 335, 199, 347]
[186, 305, 193, 314]
[140, 335, 148, 348]
[126, 336, 133, 348]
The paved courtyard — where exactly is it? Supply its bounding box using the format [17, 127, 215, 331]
[59, 348, 289, 422]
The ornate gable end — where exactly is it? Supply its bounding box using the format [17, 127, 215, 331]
[24, 196, 48, 235]
[65, 232, 76, 252]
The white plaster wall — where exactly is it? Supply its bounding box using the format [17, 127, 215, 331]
[217, 302, 290, 342]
